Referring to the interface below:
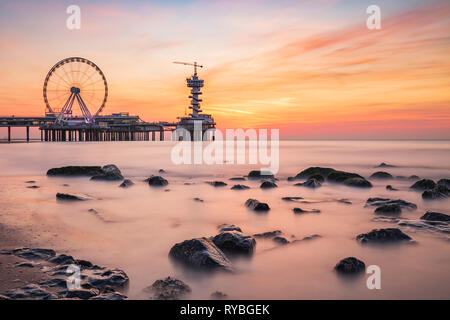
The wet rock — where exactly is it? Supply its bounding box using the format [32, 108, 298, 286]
[293, 208, 321, 214]
[421, 211, 450, 222]
[294, 167, 336, 180]
[248, 170, 274, 180]
[90, 164, 124, 181]
[437, 179, 450, 188]
[75, 259, 94, 269]
[356, 228, 413, 244]
[337, 199, 352, 204]
[282, 196, 304, 201]
[409, 175, 420, 180]
[16, 262, 35, 268]
[334, 257, 365, 275]
[231, 184, 250, 190]
[60, 288, 100, 300]
[287, 176, 296, 181]
[370, 171, 393, 180]
[386, 185, 398, 191]
[398, 220, 450, 234]
[253, 230, 282, 238]
[374, 204, 402, 215]
[5, 284, 55, 299]
[260, 181, 277, 189]
[207, 181, 227, 187]
[119, 179, 134, 188]
[295, 178, 322, 188]
[309, 174, 325, 182]
[25, 180, 36, 183]
[300, 234, 322, 241]
[193, 197, 204, 202]
[229, 177, 246, 181]
[169, 238, 233, 272]
[217, 224, 242, 233]
[145, 276, 191, 300]
[158, 169, 166, 174]
[89, 292, 127, 300]
[39, 278, 68, 288]
[273, 236, 289, 245]
[211, 231, 256, 255]
[372, 216, 400, 223]
[295, 167, 372, 188]
[245, 199, 270, 212]
[342, 177, 372, 188]
[10, 248, 56, 261]
[210, 291, 227, 299]
[47, 254, 75, 265]
[87, 269, 129, 290]
[422, 184, 449, 200]
[56, 193, 91, 201]
[26, 185, 40, 189]
[376, 162, 396, 168]
[410, 179, 436, 190]
[146, 176, 168, 186]
[365, 198, 417, 210]
[47, 166, 104, 177]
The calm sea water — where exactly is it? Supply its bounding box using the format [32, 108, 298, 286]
[0, 140, 449, 299]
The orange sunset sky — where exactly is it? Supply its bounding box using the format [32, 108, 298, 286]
[0, 0, 449, 139]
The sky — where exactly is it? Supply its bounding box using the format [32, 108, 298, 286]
[0, 0, 449, 139]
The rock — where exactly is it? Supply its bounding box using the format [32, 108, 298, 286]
[334, 257, 365, 274]
[273, 236, 289, 245]
[253, 230, 282, 238]
[16, 262, 35, 268]
[87, 269, 129, 290]
[245, 199, 270, 212]
[421, 211, 450, 222]
[437, 179, 450, 188]
[159, 169, 166, 173]
[337, 199, 352, 204]
[217, 224, 242, 233]
[231, 184, 250, 190]
[386, 185, 398, 191]
[295, 167, 371, 188]
[25, 180, 36, 183]
[229, 177, 246, 181]
[145, 277, 191, 300]
[91, 164, 124, 181]
[248, 170, 274, 180]
[356, 228, 412, 244]
[61, 288, 100, 300]
[422, 184, 449, 200]
[47, 254, 75, 265]
[309, 174, 325, 182]
[282, 196, 304, 201]
[300, 234, 322, 241]
[410, 179, 436, 190]
[193, 197, 204, 202]
[56, 193, 91, 201]
[210, 291, 227, 299]
[293, 208, 321, 214]
[376, 162, 396, 168]
[342, 177, 372, 188]
[260, 181, 277, 189]
[398, 220, 450, 234]
[146, 176, 168, 186]
[169, 238, 233, 272]
[39, 278, 67, 288]
[370, 171, 393, 180]
[47, 166, 104, 176]
[211, 231, 256, 255]
[374, 204, 402, 215]
[295, 178, 322, 188]
[365, 198, 417, 210]
[89, 292, 127, 300]
[119, 179, 134, 188]
[409, 175, 420, 180]
[287, 176, 296, 181]
[372, 216, 400, 223]
[75, 259, 94, 269]
[10, 248, 56, 261]
[207, 181, 227, 187]
[26, 185, 40, 189]
[5, 284, 55, 299]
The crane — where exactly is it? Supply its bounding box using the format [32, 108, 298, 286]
[173, 61, 203, 75]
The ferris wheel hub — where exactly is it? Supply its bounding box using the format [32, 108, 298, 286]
[70, 87, 81, 94]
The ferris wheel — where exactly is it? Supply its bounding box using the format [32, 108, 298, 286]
[43, 57, 108, 123]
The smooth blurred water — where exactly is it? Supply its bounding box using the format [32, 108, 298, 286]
[0, 140, 449, 299]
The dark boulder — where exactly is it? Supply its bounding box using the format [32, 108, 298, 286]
[421, 211, 450, 222]
[309, 174, 325, 182]
[386, 185, 398, 191]
[47, 254, 75, 265]
[334, 257, 365, 274]
[231, 184, 250, 190]
[376, 162, 396, 168]
[437, 179, 450, 188]
[26, 185, 40, 189]
[245, 199, 270, 212]
[61, 288, 100, 300]
[144, 276, 191, 300]
[229, 177, 246, 181]
[282, 196, 304, 201]
[158, 169, 166, 173]
[295, 178, 322, 188]
[90, 164, 124, 181]
[356, 228, 412, 244]
[342, 177, 372, 188]
[217, 224, 242, 232]
[193, 197, 204, 202]
[169, 238, 233, 272]
[409, 175, 420, 180]
[365, 198, 417, 210]
[248, 170, 274, 180]
[87, 269, 129, 290]
[295, 167, 372, 187]
[211, 231, 256, 255]
[253, 230, 282, 238]
[119, 179, 134, 188]
[293, 208, 321, 214]
[370, 171, 393, 180]
[47, 166, 104, 177]
[273, 236, 289, 245]
[410, 179, 436, 190]
[260, 181, 277, 189]
[5, 284, 55, 299]
[422, 184, 449, 200]
[56, 193, 91, 201]
[207, 181, 227, 187]
[374, 204, 402, 215]
[210, 291, 227, 299]
[10, 248, 56, 261]
[146, 176, 168, 186]
[90, 292, 127, 300]
[295, 167, 336, 180]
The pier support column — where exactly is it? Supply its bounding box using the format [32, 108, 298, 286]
[8, 126, 11, 142]
[26, 126, 30, 142]
[152, 131, 155, 141]
[160, 130, 164, 141]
